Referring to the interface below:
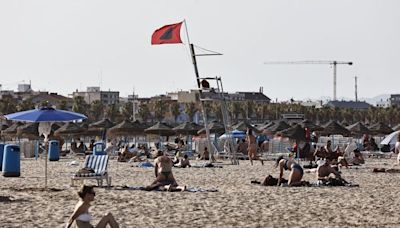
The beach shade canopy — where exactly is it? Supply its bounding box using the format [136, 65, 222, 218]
[278, 124, 307, 141]
[17, 122, 39, 139]
[54, 122, 86, 137]
[89, 118, 115, 129]
[197, 121, 225, 135]
[258, 121, 275, 131]
[299, 119, 324, 132]
[232, 120, 260, 134]
[380, 130, 400, 147]
[392, 124, 400, 131]
[173, 121, 202, 135]
[0, 123, 9, 131]
[4, 107, 87, 189]
[4, 107, 87, 122]
[266, 120, 290, 134]
[219, 130, 246, 140]
[369, 122, 394, 135]
[346, 122, 370, 136]
[108, 119, 146, 137]
[320, 120, 350, 136]
[1, 122, 24, 137]
[145, 122, 175, 136]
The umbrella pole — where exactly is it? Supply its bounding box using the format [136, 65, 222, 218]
[44, 137, 48, 190]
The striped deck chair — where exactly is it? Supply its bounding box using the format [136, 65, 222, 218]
[71, 155, 111, 187]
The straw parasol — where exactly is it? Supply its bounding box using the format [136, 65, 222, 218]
[144, 122, 175, 136]
[232, 120, 260, 134]
[107, 119, 146, 137]
[258, 121, 275, 131]
[172, 121, 201, 135]
[89, 118, 115, 129]
[369, 122, 393, 135]
[278, 124, 307, 141]
[346, 122, 370, 136]
[197, 121, 225, 135]
[392, 124, 400, 131]
[299, 119, 324, 132]
[1, 122, 24, 138]
[265, 120, 290, 134]
[17, 123, 39, 139]
[320, 120, 350, 136]
[54, 122, 85, 136]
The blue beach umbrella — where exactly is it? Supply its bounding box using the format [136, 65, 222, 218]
[4, 107, 87, 188]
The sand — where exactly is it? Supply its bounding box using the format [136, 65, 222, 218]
[1, 155, 400, 228]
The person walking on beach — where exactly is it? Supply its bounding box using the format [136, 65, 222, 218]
[276, 155, 303, 186]
[247, 128, 263, 165]
[66, 185, 119, 228]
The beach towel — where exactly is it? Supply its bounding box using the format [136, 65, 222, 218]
[373, 168, 400, 173]
[136, 161, 154, 168]
[115, 185, 218, 192]
[191, 163, 223, 168]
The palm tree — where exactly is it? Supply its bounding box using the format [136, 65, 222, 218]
[57, 100, 68, 110]
[138, 103, 151, 122]
[121, 102, 133, 120]
[231, 101, 242, 122]
[153, 100, 167, 122]
[185, 102, 197, 122]
[0, 96, 17, 114]
[72, 96, 88, 115]
[105, 103, 119, 122]
[170, 102, 180, 123]
[19, 99, 35, 111]
[89, 100, 104, 121]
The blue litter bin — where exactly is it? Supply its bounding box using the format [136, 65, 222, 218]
[93, 142, 106, 155]
[0, 143, 5, 171]
[48, 140, 60, 161]
[2, 144, 20, 177]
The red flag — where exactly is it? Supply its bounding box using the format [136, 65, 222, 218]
[151, 22, 183, 45]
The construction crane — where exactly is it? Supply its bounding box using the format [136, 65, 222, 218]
[264, 61, 353, 100]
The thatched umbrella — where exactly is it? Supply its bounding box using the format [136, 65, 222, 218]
[299, 119, 324, 132]
[1, 122, 24, 138]
[258, 121, 275, 132]
[369, 122, 393, 135]
[320, 120, 350, 136]
[108, 119, 146, 137]
[17, 123, 39, 139]
[173, 121, 201, 135]
[278, 124, 307, 141]
[232, 120, 260, 134]
[0, 123, 9, 131]
[197, 121, 225, 135]
[89, 118, 115, 129]
[346, 122, 370, 136]
[265, 120, 290, 134]
[54, 122, 85, 136]
[144, 122, 175, 136]
[392, 124, 400, 131]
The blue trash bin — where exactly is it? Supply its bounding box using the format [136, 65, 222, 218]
[48, 140, 60, 161]
[93, 142, 106, 155]
[2, 144, 20, 177]
[0, 143, 5, 171]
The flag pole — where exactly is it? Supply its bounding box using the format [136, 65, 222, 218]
[183, 19, 214, 163]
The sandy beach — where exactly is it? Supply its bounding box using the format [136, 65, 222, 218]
[1, 155, 400, 228]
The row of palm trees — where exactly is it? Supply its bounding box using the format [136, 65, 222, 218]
[1, 95, 400, 127]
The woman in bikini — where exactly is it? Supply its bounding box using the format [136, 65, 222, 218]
[246, 128, 263, 165]
[66, 185, 119, 228]
[276, 155, 304, 186]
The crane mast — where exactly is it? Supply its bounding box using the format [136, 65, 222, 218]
[264, 60, 353, 100]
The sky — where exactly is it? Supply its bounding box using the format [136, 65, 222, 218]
[0, 0, 399, 102]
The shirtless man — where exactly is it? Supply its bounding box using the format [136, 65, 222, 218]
[145, 151, 185, 191]
[316, 159, 341, 180]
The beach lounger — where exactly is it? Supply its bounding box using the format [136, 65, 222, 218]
[71, 155, 111, 187]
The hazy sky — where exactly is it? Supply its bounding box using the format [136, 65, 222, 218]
[1, 0, 399, 101]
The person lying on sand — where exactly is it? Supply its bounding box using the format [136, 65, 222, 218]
[145, 151, 186, 191]
[277, 155, 303, 186]
[66, 185, 119, 228]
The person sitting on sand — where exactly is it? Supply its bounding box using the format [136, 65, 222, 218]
[66, 185, 119, 228]
[316, 159, 342, 180]
[145, 151, 186, 191]
[175, 154, 191, 168]
[277, 155, 303, 186]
